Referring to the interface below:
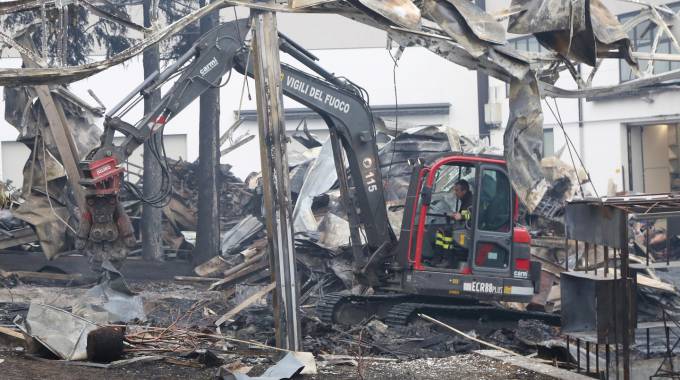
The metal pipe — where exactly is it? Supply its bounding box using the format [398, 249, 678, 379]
[142, 45, 198, 96]
[107, 70, 159, 118]
[107, 45, 197, 118]
[279, 39, 346, 89]
[329, 129, 365, 269]
[278, 32, 319, 61]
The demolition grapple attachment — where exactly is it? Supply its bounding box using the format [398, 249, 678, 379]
[77, 156, 135, 269]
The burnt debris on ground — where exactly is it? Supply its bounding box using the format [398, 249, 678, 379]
[0, 123, 678, 378]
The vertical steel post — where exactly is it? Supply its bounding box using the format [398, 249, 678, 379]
[566, 337, 570, 365]
[596, 343, 600, 375]
[613, 248, 620, 380]
[606, 344, 611, 379]
[645, 226, 650, 267]
[604, 246, 609, 277]
[667, 221, 671, 265]
[647, 328, 650, 359]
[475, 0, 489, 141]
[620, 214, 631, 380]
[251, 10, 301, 350]
[577, 338, 581, 372]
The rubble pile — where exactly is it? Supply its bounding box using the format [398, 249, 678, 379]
[0, 81, 258, 257]
[0, 125, 580, 375]
[163, 158, 256, 227]
[120, 158, 257, 252]
[0, 111, 679, 376]
[0, 275, 564, 378]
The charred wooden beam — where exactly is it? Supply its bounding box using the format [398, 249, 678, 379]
[251, 10, 301, 351]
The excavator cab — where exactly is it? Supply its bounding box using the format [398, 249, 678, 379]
[396, 154, 541, 303]
[420, 162, 476, 270]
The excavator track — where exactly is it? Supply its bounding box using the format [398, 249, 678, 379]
[317, 292, 412, 325]
[319, 293, 561, 327]
[317, 293, 347, 325]
[384, 303, 421, 326]
[385, 303, 496, 326]
[385, 302, 561, 326]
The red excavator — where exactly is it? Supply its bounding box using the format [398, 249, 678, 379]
[77, 19, 551, 325]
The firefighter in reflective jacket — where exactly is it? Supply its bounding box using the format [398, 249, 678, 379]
[435, 179, 472, 251]
[452, 179, 472, 221]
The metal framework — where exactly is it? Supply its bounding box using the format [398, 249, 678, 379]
[565, 195, 680, 379]
[0, 0, 679, 99]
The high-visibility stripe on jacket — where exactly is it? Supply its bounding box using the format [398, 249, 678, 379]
[435, 230, 454, 250]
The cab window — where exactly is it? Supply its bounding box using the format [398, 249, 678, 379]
[427, 165, 475, 223]
[477, 169, 511, 233]
[419, 163, 476, 272]
[473, 168, 512, 270]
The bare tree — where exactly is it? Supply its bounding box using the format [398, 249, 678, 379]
[195, 0, 221, 264]
[141, 0, 163, 261]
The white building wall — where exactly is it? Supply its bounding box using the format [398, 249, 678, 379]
[223, 46, 479, 179]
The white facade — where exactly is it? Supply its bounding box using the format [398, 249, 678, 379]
[0, 4, 677, 196]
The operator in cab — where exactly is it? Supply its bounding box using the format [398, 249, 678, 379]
[451, 179, 472, 222]
[431, 179, 474, 270]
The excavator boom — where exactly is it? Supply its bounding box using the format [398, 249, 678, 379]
[78, 19, 396, 281]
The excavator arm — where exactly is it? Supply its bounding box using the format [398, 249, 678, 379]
[235, 56, 395, 253]
[78, 19, 396, 280]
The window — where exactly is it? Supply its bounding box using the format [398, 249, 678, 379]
[543, 129, 555, 157]
[510, 36, 546, 53]
[477, 169, 511, 233]
[511, 4, 680, 84]
[474, 167, 512, 270]
[428, 165, 476, 222]
[619, 3, 680, 82]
